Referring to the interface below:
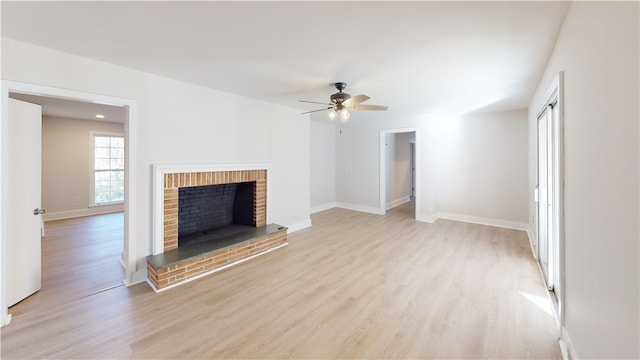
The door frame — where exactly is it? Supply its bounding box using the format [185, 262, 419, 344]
[379, 127, 420, 217]
[534, 72, 564, 329]
[410, 141, 416, 199]
[1, 81, 138, 326]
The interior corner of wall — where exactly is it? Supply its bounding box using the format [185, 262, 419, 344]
[286, 218, 312, 233]
[416, 212, 438, 223]
[126, 267, 148, 287]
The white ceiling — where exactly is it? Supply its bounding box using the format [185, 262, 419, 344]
[1, 1, 570, 120]
[9, 93, 126, 123]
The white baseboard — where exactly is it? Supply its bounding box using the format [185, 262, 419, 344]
[385, 196, 411, 210]
[124, 268, 148, 287]
[434, 212, 528, 231]
[333, 203, 527, 233]
[416, 212, 438, 223]
[310, 202, 337, 214]
[525, 223, 537, 259]
[43, 204, 124, 221]
[1, 313, 11, 327]
[336, 202, 384, 215]
[561, 326, 578, 360]
[286, 219, 312, 233]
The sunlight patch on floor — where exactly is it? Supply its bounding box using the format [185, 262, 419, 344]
[519, 291, 553, 316]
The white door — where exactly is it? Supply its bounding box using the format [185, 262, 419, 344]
[538, 104, 560, 292]
[537, 108, 550, 283]
[6, 98, 43, 307]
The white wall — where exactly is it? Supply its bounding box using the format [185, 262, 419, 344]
[528, 2, 639, 358]
[335, 116, 384, 214]
[433, 110, 528, 224]
[1, 38, 311, 282]
[310, 120, 336, 213]
[271, 111, 311, 232]
[334, 110, 528, 227]
[41, 116, 124, 220]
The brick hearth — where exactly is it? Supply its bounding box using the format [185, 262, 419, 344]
[147, 168, 287, 291]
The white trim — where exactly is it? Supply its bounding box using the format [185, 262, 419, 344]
[416, 213, 438, 223]
[148, 242, 288, 293]
[560, 326, 579, 360]
[333, 204, 527, 232]
[125, 268, 148, 286]
[386, 195, 411, 210]
[310, 202, 337, 214]
[336, 202, 384, 215]
[526, 223, 537, 259]
[43, 205, 123, 221]
[286, 219, 312, 233]
[434, 212, 529, 231]
[0, 80, 137, 327]
[534, 71, 565, 330]
[152, 163, 272, 255]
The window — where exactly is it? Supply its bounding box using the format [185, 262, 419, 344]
[91, 133, 124, 205]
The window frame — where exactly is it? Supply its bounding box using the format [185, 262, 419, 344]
[90, 131, 125, 207]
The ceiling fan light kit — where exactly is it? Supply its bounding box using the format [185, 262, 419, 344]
[299, 82, 388, 121]
[340, 108, 351, 121]
[327, 108, 337, 120]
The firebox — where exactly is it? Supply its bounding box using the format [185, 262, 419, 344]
[178, 182, 256, 247]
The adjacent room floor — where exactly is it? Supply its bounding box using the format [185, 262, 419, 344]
[8, 212, 125, 317]
[1, 202, 561, 359]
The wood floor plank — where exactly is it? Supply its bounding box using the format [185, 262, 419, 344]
[1, 202, 561, 359]
[8, 212, 125, 317]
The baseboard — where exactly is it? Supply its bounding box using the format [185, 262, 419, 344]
[124, 268, 148, 287]
[310, 203, 337, 214]
[43, 205, 124, 221]
[526, 223, 537, 259]
[561, 326, 578, 360]
[286, 219, 312, 233]
[1, 313, 11, 327]
[434, 212, 528, 231]
[386, 196, 411, 210]
[336, 202, 384, 215]
[416, 212, 438, 223]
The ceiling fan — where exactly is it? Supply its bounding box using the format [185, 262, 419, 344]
[299, 82, 388, 121]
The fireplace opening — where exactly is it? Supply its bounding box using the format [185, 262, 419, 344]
[178, 181, 255, 247]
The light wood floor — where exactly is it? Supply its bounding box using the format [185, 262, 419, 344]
[1, 202, 561, 359]
[8, 212, 125, 317]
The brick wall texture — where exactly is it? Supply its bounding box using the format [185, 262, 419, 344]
[163, 170, 267, 251]
[148, 229, 287, 290]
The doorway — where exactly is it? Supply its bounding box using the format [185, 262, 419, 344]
[379, 128, 419, 218]
[11, 95, 126, 316]
[535, 73, 564, 326]
[1, 81, 137, 326]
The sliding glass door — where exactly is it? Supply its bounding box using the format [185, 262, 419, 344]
[537, 103, 560, 293]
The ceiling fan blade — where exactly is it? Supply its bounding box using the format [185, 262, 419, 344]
[301, 107, 331, 114]
[342, 94, 370, 106]
[350, 104, 389, 111]
[299, 99, 332, 106]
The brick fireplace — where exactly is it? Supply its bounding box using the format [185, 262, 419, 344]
[147, 165, 287, 292]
